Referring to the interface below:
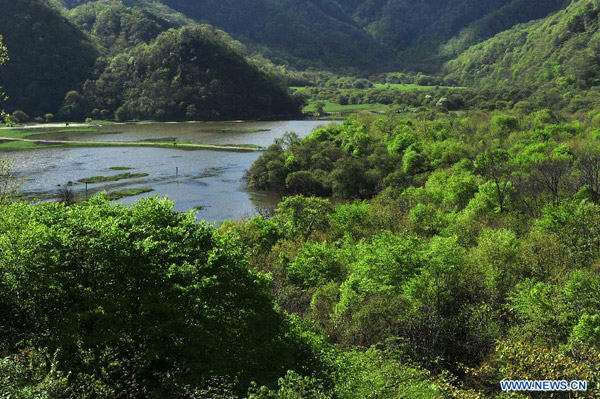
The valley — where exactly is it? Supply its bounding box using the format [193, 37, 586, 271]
[2, 0, 600, 397]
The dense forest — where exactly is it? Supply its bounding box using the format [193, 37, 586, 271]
[55, 0, 572, 71]
[445, 0, 600, 112]
[80, 25, 300, 121]
[4, 0, 600, 397]
[3, 109, 600, 397]
[242, 108, 600, 397]
[2, 0, 598, 118]
[0, 0, 301, 120]
[0, 0, 97, 117]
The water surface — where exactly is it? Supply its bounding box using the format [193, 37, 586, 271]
[2, 120, 339, 222]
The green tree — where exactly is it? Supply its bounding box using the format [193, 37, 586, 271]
[0, 197, 314, 396]
[474, 149, 513, 212]
[59, 90, 88, 121]
[0, 35, 8, 125]
[275, 196, 333, 240]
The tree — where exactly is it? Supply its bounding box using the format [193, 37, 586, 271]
[275, 196, 333, 241]
[60, 90, 89, 121]
[475, 149, 513, 212]
[315, 101, 326, 116]
[11, 110, 29, 124]
[0, 197, 314, 396]
[531, 154, 572, 204]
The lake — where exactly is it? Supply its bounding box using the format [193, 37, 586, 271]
[1, 120, 339, 222]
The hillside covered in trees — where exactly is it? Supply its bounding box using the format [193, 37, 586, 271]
[81, 25, 300, 121]
[0, 0, 98, 117]
[445, 0, 600, 112]
[3, 0, 598, 119]
[54, 0, 574, 71]
[239, 108, 600, 397]
[4, 0, 600, 397]
[0, 0, 300, 120]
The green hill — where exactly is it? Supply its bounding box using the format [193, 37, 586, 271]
[338, 0, 569, 70]
[50, 0, 576, 72]
[66, 0, 182, 54]
[0, 0, 98, 116]
[0, 0, 300, 120]
[444, 0, 600, 111]
[157, 0, 392, 69]
[81, 25, 301, 120]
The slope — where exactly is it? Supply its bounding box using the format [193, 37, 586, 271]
[0, 0, 98, 116]
[81, 25, 301, 120]
[66, 0, 182, 54]
[150, 0, 393, 69]
[337, 0, 569, 70]
[444, 0, 600, 110]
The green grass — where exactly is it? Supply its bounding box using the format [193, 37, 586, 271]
[303, 101, 388, 114]
[0, 141, 56, 150]
[109, 166, 133, 171]
[0, 138, 263, 152]
[290, 86, 310, 92]
[373, 83, 464, 90]
[373, 83, 434, 90]
[79, 173, 149, 184]
[105, 188, 153, 200]
[0, 126, 99, 140]
[87, 120, 117, 125]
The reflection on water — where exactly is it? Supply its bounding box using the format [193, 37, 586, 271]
[2, 120, 339, 222]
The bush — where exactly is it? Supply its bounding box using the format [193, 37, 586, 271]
[11, 110, 29, 123]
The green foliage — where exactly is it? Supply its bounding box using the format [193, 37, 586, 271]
[275, 196, 333, 241]
[0, 159, 21, 206]
[82, 25, 299, 121]
[157, 0, 391, 70]
[571, 314, 600, 349]
[0, 0, 98, 116]
[234, 107, 600, 395]
[67, 0, 182, 54]
[0, 196, 317, 396]
[446, 0, 600, 112]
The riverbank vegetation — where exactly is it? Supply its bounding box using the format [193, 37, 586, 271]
[4, 0, 600, 397]
[239, 107, 600, 396]
[0, 124, 264, 152]
[3, 106, 600, 397]
[103, 187, 153, 200]
[78, 172, 149, 184]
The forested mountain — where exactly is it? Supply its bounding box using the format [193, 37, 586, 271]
[337, 0, 569, 67]
[0, 0, 98, 116]
[66, 0, 182, 54]
[0, 0, 594, 117]
[81, 25, 300, 121]
[50, 0, 574, 71]
[0, 0, 300, 120]
[142, 0, 392, 69]
[119, 0, 572, 70]
[445, 0, 600, 112]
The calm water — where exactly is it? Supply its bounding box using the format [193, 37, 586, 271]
[2, 120, 339, 222]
